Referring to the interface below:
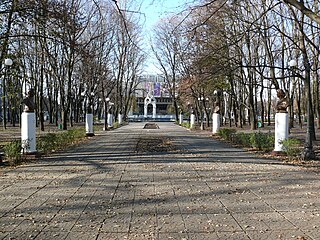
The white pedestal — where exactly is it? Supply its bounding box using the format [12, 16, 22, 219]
[274, 112, 289, 152]
[108, 113, 113, 128]
[190, 114, 195, 129]
[86, 113, 94, 136]
[118, 114, 123, 125]
[212, 113, 220, 134]
[21, 112, 36, 153]
[179, 113, 183, 125]
[152, 108, 156, 119]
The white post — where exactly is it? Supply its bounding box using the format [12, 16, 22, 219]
[108, 113, 113, 128]
[190, 113, 195, 129]
[144, 104, 148, 118]
[118, 113, 123, 125]
[274, 112, 289, 152]
[179, 113, 183, 125]
[212, 113, 220, 134]
[21, 112, 37, 153]
[86, 113, 94, 136]
[152, 103, 156, 119]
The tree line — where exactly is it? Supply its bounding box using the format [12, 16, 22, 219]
[0, 0, 144, 130]
[1, 0, 320, 140]
[151, 0, 320, 140]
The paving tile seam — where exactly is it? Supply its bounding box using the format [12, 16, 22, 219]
[1, 123, 319, 240]
[17, 170, 109, 239]
[95, 132, 141, 240]
[176, 141, 254, 239]
[65, 170, 114, 238]
[0, 171, 69, 219]
[165, 161, 195, 240]
[241, 180, 316, 240]
[174, 134, 317, 240]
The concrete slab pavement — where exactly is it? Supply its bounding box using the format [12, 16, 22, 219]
[0, 122, 319, 240]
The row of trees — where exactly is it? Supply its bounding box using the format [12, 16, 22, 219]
[1, 0, 320, 137]
[0, 0, 144, 130]
[151, 0, 320, 138]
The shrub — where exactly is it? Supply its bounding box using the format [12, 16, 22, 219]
[3, 140, 22, 165]
[230, 131, 274, 151]
[181, 122, 190, 129]
[113, 121, 119, 129]
[38, 128, 85, 155]
[281, 138, 301, 160]
[233, 132, 251, 147]
[249, 132, 274, 150]
[37, 133, 59, 154]
[217, 128, 237, 141]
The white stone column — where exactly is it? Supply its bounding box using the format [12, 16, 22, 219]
[152, 103, 156, 118]
[190, 113, 195, 129]
[108, 113, 113, 128]
[274, 112, 289, 152]
[86, 113, 94, 136]
[179, 113, 183, 125]
[118, 113, 123, 125]
[212, 113, 220, 134]
[144, 104, 148, 118]
[21, 112, 37, 154]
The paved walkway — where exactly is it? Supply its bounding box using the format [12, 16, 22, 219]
[0, 122, 319, 240]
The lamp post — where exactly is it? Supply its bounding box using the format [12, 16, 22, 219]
[2, 58, 13, 130]
[104, 97, 110, 130]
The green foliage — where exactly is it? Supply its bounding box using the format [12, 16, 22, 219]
[37, 133, 58, 154]
[217, 128, 237, 141]
[249, 132, 274, 150]
[222, 131, 274, 151]
[3, 140, 22, 165]
[38, 128, 85, 155]
[113, 121, 119, 129]
[181, 122, 190, 129]
[233, 132, 251, 147]
[281, 138, 301, 159]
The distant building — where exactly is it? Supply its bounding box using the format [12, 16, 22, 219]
[131, 74, 174, 118]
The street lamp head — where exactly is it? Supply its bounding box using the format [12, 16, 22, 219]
[289, 59, 297, 68]
[106, 97, 110, 102]
[4, 58, 13, 66]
